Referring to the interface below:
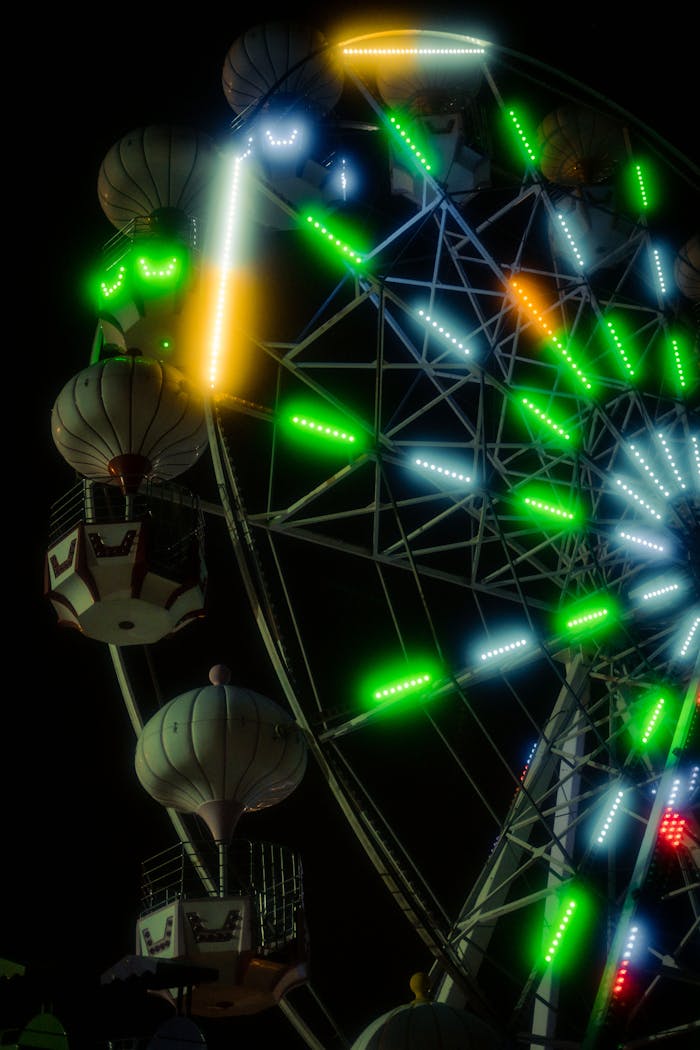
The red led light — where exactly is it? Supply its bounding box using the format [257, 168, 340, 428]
[659, 806, 686, 847]
[612, 961, 629, 998]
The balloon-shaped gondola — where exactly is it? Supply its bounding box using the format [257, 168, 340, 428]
[45, 352, 208, 645]
[94, 124, 220, 375]
[107, 665, 309, 1018]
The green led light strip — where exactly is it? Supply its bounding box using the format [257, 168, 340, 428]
[304, 215, 365, 266]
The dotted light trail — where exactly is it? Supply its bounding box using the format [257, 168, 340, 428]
[373, 674, 432, 701]
[566, 607, 609, 629]
[417, 308, 471, 354]
[512, 741, 538, 801]
[670, 337, 687, 389]
[339, 157, 348, 200]
[607, 321, 636, 378]
[521, 396, 572, 441]
[691, 435, 700, 482]
[618, 530, 665, 552]
[507, 109, 537, 164]
[635, 164, 649, 208]
[414, 457, 471, 482]
[612, 926, 639, 1000]
[642, 583, 679, 601]
[614, 478, 663, 521]
[657, 432, 686, 490]
[480, 638, 528, 661]
[652, 247, 667, 295]
[556, 213, 585, 267]
[304, 214, 365, 266]
[524, 496, 575, 521]
[291, 415, 357, 444]
[628, 444, 671, 498]
[388, 115, 433, 172]
[679, 616, 700, 657]
[343, 46, 486, 55]
[596, 789, 625, 844]
[544, 899, 577, 964]
[519, 742, 537, 782]
[641, 696, 665, 744]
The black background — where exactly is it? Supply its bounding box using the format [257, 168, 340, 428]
[5, 3, 697, 1047]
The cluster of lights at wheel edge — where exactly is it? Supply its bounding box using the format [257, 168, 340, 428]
[209, 80, 691, 413]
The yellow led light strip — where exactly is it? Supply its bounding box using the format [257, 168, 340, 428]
[343, 46, 485, 54]
[208, 149, 250, 390]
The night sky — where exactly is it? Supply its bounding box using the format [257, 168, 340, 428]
[5, 4, 697, 1048]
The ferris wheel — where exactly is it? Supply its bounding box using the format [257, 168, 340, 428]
[45, 21, 699, 1050]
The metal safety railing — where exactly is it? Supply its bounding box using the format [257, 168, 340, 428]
[140, 838, 305, 955]
[47, 479, 205, 576]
